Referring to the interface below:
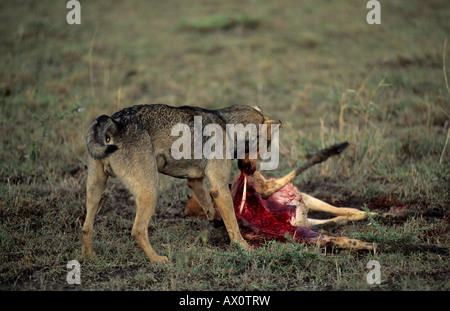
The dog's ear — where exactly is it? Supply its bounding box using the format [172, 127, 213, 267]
[259, 119, 284, 144]
[264, 119, 285, 128]
[251, 105, 263, 113]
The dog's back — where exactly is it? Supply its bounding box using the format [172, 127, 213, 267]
[86, 104, 266, 159]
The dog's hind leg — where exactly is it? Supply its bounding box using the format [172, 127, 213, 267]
[130, 166, 169, 262]
[121, 151, 169, 263]
[82, 157, 108, 257]
[187, 178, 216, 221]
[131, 186, 169, 263]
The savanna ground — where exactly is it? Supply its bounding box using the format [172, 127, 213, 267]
[0, 0, 449, 291]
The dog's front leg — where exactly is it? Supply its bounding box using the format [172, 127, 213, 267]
[206, 160, 251, 250]
[210, 183, 251, 250]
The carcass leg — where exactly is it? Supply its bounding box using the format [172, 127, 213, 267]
[301, 193, 373, 221]
[311, 235, 375, 251]
[306, 216, 350, 229]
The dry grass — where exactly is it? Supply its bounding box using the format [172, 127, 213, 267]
[0, 0, 449, 291]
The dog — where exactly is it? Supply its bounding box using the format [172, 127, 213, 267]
[82, 104, 282, 263]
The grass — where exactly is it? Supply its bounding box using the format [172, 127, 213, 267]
[0, 0, 449, 291]
[179, 13, 262, 33]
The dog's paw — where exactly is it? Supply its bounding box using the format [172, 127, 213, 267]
[81, 248, 96, 258]
[151, 255, 170, 263]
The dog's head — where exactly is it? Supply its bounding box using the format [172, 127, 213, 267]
[220, 105, 284, 173]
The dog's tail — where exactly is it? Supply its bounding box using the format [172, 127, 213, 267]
[86, 115, 120, 159]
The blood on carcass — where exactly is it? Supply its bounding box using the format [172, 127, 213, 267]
[232, 172, 320, 245]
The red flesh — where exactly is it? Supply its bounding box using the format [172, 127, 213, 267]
[233, 172, 321, 244]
